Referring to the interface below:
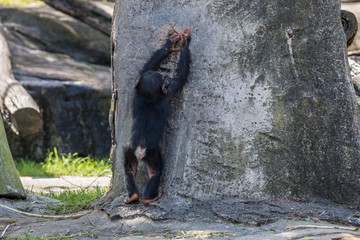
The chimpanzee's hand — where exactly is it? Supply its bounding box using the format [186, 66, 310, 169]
[166, 33, 180, 52]
[182, 28, 191, 46]
[178, 28, 191, 48]
[169, 33, 180, 43]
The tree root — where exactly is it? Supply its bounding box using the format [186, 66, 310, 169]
[0, 203, 91, 219]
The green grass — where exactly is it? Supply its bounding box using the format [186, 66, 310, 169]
[27, 187, 107, 214]
[14, 157, 52, 177]
[15, 148, 112, 177]
[6, 232, 47, 240]
[0, 0, 113, 8]
[0, 0, 44, 7]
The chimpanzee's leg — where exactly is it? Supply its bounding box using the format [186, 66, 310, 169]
[123, 145, 140, 204]
[143, 147, 163, 204]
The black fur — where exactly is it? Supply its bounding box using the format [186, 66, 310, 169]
[124, 34, 191, 201]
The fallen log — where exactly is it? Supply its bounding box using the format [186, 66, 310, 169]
[42, 0, 112, 36]
[0, 21, 43, 137]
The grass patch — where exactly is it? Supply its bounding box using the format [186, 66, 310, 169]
[14, 157, 52, 177]
[26, 187, 107, 214]
[15, 148, 111, 177]
[0, 0, 44, 7]
[6, 232, 47, 240]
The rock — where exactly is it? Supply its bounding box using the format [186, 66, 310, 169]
[341, 10, 358, 47]
[3, 212, 360, 240]
[348, 58, 360, 96]
[342, 2, 360, 53]
[43, 0, 114, 36]
[0, 194, 61, 217]
[100, 0, 360, 214]
[0, 6, 110, 65]
[0, 6, 111, 158]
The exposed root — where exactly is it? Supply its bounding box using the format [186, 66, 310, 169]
[0, 203, 91, 219]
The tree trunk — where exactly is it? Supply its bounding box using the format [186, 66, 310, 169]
[99, 0, 360, 215]
[42, 0, 112, 36]
[0, 21, 43, 137]
[0, 116, 26, 198]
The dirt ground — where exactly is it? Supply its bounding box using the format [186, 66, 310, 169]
[1, 189, 360, 240]
[0, 172, 357, 240]
[1, 209, 360, 239]
[20, 176, 111, 193]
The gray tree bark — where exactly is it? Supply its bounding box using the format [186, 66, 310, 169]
[0, 116, 26, 198]
[100, 0, 360, 210]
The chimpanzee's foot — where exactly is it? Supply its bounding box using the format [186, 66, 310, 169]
[124, 193, 140, 204]
[143, 187, 162, 204]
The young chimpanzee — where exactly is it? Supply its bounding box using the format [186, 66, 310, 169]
[123, 28, 192, 204]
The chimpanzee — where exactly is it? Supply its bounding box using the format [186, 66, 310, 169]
[123, 28, 192, 204]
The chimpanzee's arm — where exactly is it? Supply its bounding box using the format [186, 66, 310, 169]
[164, 43, 191, 100]
[140, 34, 179, 75]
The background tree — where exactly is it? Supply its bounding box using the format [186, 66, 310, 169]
[0, 115, 26, 198]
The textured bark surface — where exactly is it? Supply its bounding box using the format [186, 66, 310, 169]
[0, 117, 26, 198]
[99, 0, 360, 214]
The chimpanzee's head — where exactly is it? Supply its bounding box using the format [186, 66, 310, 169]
[135, 70, 167, 98]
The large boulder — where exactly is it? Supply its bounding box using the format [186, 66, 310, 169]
[0, 6, 110, 65]
[1, 6, 111, 158]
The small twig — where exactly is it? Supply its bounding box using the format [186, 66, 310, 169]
[0, 203, 91, 219]
[60, 176, 83, 189]
[85, 168, 111, 189]
[111, 221, 124, 237]
[122, 219, 147, 237]
[0, 224, 10, 238]
[286, 225, 358, 231]
[45, 233, 83, 239]
[61, 169, 111, 191]
[86, 213, 95, 226]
